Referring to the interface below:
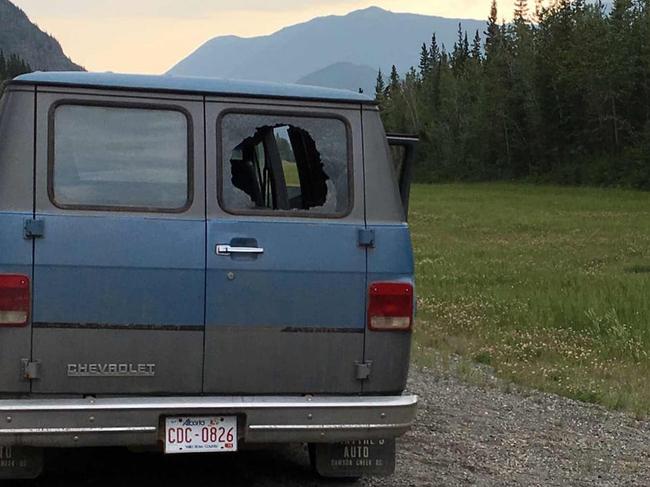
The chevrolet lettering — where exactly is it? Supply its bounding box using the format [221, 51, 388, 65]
[0, 72, 418, 480]
[67, 363, 157, 377]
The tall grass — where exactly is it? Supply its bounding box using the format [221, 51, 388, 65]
[410, 183, 650, 415]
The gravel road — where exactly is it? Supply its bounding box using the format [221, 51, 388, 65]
[30, 366, 650, 487]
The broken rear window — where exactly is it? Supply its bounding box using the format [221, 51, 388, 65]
[219, 113, 351, 216]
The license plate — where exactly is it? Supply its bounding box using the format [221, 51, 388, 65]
[165, 416, 238, 454]
[0, 446, 43, 479]
[313, 439, 396, 477]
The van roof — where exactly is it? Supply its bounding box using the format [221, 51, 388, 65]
[12, 72, 375, 105]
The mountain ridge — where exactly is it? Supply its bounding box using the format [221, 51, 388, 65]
[0, 0, 82, 72]
[168, 6, 486, 91]
[296, 62, 379, 95]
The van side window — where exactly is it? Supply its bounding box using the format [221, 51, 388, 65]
[220, 113, 350, 216]
[51, 104, 191, 211]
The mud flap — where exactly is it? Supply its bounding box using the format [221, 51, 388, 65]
[312, 439, 396, 478]
[0, 446, 44, 479]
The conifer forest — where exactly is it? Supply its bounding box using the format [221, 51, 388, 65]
[377, 0, 650, 189]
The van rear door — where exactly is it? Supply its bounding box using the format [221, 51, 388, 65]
[30, 90, 206, 394]
[203, 101, 367, 394]
[362, 111, 415, 395]
[0, 88, 34, 393]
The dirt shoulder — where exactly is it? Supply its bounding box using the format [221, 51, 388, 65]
[366, 366, 650, 487]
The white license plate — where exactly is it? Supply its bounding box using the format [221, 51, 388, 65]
[165, 416, 238, 454]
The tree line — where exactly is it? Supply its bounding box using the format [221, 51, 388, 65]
[0, 50, 31, 94]
[378, 0, 650, 189]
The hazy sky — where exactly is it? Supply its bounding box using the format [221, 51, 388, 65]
[12, 0, 520, 74]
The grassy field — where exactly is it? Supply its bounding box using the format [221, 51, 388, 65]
[409, 183, 650, 417]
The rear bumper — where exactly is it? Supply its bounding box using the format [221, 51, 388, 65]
[0, 394, 418, 448]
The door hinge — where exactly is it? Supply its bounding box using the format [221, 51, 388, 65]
[21, 359, 42, 381]
[358, 229, 375, 248]
[23, 218, 45, 239]
[355, 361, 373, 381]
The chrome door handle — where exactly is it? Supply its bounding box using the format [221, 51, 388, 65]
[216, 245, 265, 256]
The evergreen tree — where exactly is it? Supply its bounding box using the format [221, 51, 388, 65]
[485, 0, 500, 55]
[382, 66, 404, 131]
[452, 24, 471, 75]
[471, 30, 483, 61]
[389, 65, 400, 91]
[429, 34, 440, 65]
[419, 43, 431, 77]
[638, 0, 650, 123]
[375, 68, 386, 104]
[514, 0, 529, 21]
[0, 51, 31, 95]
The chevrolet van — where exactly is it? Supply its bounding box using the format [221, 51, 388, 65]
[0, 72, 417, 480]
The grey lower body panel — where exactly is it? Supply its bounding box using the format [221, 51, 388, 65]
[203, 327, 364, 394]
[0, 395, 417, 448]
[363, 331, 412, 393]
[0, 326, 31, 393]
[31, 328, 204, 394]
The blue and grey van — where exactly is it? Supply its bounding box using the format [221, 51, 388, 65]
[0, 72, 417, 480]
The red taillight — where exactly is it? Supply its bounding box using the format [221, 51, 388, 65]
[0, 275, 30, 327]
[368, 282, 414, 331]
